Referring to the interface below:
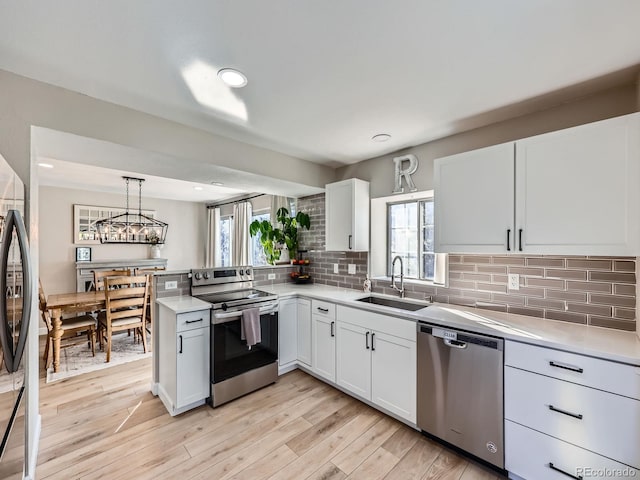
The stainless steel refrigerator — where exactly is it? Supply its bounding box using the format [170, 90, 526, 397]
[0, 155, 32, 464]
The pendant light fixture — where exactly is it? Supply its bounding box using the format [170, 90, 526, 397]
[94, 176, 168, 244]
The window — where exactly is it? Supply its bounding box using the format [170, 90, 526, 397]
[219, 215, 233, 267]
[388, 198, 435, 280]
[251, 212, 270, 266]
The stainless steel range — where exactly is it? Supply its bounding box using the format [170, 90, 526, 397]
[191, 266, 278, 407]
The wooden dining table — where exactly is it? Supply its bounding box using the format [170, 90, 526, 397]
[47, 290, 105, 373]
[47, 289, 154, 373]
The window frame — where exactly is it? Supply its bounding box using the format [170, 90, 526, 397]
[386, 197, 435, 281]
[250, 209, 271, 267]
[218, 213, 233, 267]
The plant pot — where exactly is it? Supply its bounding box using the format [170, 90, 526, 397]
[276, 247, 290, 264]
[149, 244, 162, 259]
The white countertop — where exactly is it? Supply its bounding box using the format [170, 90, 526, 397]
[262, 283, 640, 366]
[156, 295, 211, 314]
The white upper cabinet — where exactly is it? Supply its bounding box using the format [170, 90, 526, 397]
[516, 114, 639, 255]
[435, 142, 515, 253]
[325, 178, 370, 251]
[435, 112, 640, 255]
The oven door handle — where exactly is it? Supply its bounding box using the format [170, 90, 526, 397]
[212, 306, 277, 324]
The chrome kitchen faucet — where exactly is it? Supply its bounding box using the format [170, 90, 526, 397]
[390, 255, 405, 298]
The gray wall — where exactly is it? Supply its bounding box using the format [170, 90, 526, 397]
[39, 185, 207, 295]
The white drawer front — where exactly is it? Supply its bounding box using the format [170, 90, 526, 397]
[506, 340, 640, 400]
[505, 366, 640, 468]
[176, 310, 210, 332]
[506, 420, 639, 480]
[312, 299, 335, 319]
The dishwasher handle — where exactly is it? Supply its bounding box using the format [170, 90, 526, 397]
[444, 338, 467, 349]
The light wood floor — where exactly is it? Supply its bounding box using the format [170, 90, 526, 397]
[0, 357, 506, 480]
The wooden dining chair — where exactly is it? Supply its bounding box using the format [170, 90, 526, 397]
[97, 275, 149, 363]
[39, 281, 96, 369]
[92, 269, 131, 292]
[133, 267, 165, 342]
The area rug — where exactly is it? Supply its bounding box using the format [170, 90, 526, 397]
[0, 367, 24, 394]
[46, 332, 152, 383]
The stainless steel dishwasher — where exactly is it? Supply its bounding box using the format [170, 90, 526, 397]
[417, 321, 504, 469]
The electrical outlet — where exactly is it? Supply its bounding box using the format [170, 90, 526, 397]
[165, 281, 177, 290]
[348, 264, 357, 275]
[268, 273, 276, 280]
[508, 274, 520, 291]
[333, 263, 339, 274]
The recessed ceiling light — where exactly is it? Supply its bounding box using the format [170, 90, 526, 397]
[218, 68, 248, 88]
[211, 181, 224, 186]
[372, 134, 391, 142]
[194, 186, 204, 191]
[38, 162, 54, 168]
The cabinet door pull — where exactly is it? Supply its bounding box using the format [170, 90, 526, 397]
[348, 234, 353, 250]
[330, 321, 335, 337]
[186, 318, 204, 324]
[179, 335, 183, 354]
[548, 462, 583, 480]
[548, 405, 583, 420]
[317, 307, 329, 313]
[518, 228, 523, 251]
[365, 331, 370, 349]
[549, 361, 583, 374]
[371, 332, 375, 351]
[506, 229, 511, 251]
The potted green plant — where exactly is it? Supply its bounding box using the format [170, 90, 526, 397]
[276, 207, 310, 260]
[249, 207, 311, 265]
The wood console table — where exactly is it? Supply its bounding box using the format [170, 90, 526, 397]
[75, 258, 167, 292]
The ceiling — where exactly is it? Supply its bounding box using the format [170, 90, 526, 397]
[1, 1, 640, 166]
[33, 128, 325, 202]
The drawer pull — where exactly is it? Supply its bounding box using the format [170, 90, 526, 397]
[317, 307, 329, 313]
[548, 405, 583, 420]
[549, 361, 584, 374]
[185, 318, 204, 324]
[548, 462, 582, 480]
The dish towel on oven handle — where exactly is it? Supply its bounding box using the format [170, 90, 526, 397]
[241, 307, 262, 350]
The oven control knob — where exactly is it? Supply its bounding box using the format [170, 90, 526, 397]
[245, 268, 251, 276]
[222, 303, 228, 311]
[194, 272, 202, 280]
[239, 269, 244, 275]
[203, 272, 210, 280]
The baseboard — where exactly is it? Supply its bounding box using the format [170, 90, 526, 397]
[278, 362, 298, 376]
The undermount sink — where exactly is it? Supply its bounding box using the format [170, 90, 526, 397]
[355, 295, 428, 311]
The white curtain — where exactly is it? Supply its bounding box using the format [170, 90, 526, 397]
[270, 195, 290, 227]
[232, 201, 252, 266]
[205, 207, 220, 267]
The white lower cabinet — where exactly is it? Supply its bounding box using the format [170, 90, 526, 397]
[278, 298, 298, 368]
[336, 321, 371, 399]
[158, 306, 210, 416]
[506, 420, 639, 480]
[336, 306, 416, 423]
[370, 330, 416, 423]
[505, 340, 640, 478]
[296, 298, 312, 367]
[312, 314, 336, 382]
[176, 327, 210, 408]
